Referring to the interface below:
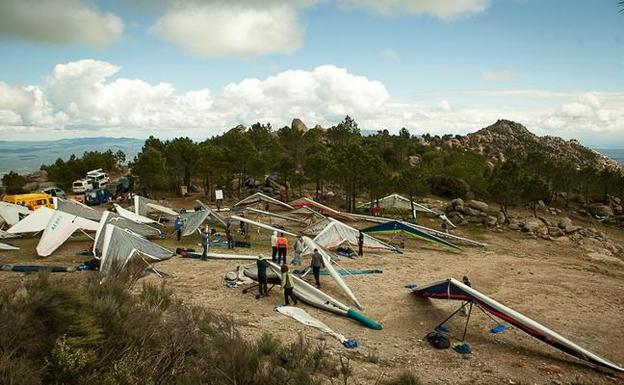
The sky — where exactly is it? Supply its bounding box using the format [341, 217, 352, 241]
[0, 0, 623, 147]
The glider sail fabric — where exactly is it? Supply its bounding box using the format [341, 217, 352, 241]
[0, 242, 19, 250]
[412, 278, 624, 373]
[245, 207, 306, 224]
[358, 194, 434, 213]
[8, 207, 55, 234]
[289, 198, 352, 221]
[230, 215, 297, 236]
[94, 211, 162, 257]
[312, 219, 397, 253]
[302, 219, 331, 236]
[181, 210, 210, 237]
[195, 200, 227, 226]
[233, 192, 293, 210]
[266, 260, 381, 330]
[363, 221, 460, 251]
[302, 236, 363, 309]
[276, 306, 356, 348]
[36, 210, 99, 257]
[100, 224, 173, 277]
[54, 198, 102, 222]
[134, 195, 178, 217]
[0, 201, 31, 226]
[114, 204, 158, 224]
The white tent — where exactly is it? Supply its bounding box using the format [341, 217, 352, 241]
[114, 204, 159, 224]
[134, 195, 178, 217]
[230, 215, 297, 236]
[36, 210, 99, 257]
[309, 218, 396, 253]
[100, 224, 174, 277]
[0, 201, 31, 226]
[234, 192, 293, 210]
[7, 206, 55, 234]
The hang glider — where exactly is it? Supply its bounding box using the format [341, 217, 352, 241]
[53, 197, 102, 222]
[233, 192, 293, 210]
[363, 221, 460, 251]
[291, 205, 328, 220]
[412, 278, 623, 373]
[0, 201, 31, 226]
[114, 204, 159, 224]
[230, 215, 297, 236]
[0, 229, 19, 239]
[302, 236, 362, 309]
[134, 195, 178, 217]
[302, 218, 331, 236]
[184, 251, 259, 261]
[277, 306, 357, 348]
[99, 224, 174, 277]
[36, 210, 99, 257]
[309, 218, 398, 253]
[358, 194, 434, 213]
[244, 207, 307, 224]
[289, 197, 353, 221]
[349, 213, 485, 247]
[195, 200, 227, 226]
[7, 207, 56, 234]
[93, 211, 163, 257]
[265, 260, 381, 330]
[0, 242, 19, 251]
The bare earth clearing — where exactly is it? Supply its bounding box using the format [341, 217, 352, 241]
[1, 197, 623, 385]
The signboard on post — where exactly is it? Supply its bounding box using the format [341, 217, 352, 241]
[215, 190, 223, 200]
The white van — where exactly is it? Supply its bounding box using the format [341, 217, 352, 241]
[86, 169, 110, 188]
[72, 179, 93, 193]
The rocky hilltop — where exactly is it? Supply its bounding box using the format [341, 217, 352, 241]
[433, 119, 621, 171]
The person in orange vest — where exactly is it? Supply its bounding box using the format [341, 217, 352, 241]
[276, 232, 288, 264]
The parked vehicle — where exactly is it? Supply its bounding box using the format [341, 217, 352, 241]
[84, 188, 112, 206]
[2, 193, 53, 210]
[72, 179, 94, 193]
[41, 186, 66, 199]
[86, 169, 110, 188]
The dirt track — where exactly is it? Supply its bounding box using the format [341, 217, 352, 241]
[1, 201, 623, 385]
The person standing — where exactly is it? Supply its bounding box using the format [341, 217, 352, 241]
[310, 248, 324, 288]
[277, 232, 288, 264]
[174, 215, 184, 241]
[256, 254, 269, 297]
[461, 275, 472, 316]
[239, 214, 246, 235]
[280, 264, 298, 306]
[357, 230, 364, 257]
[292, 235, 305, 265]
[226, 227, 234, 249]
[271, 231, 278, 262]
[200, 227, 210, 261]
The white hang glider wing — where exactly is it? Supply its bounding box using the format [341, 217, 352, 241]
[234, 192, 293, 210]
[195, 200, 227, 226]
[53, 197, 102, 222]
[230, 215, 297, 236]
[134, 195, 178, 217]
[93, 211, 162, 257]
[244, 207, 307, 224]
[7, 207, 55, 234]
[0, 201, 31, 226]
[0, 242, 19, 250]
[36, 210, 99, 257]
[100, 224, 174, 277]
[114, 204, 159, 224]
[311, 218, 396, 253]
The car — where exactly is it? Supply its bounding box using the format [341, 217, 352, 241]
[41, 187, 66, 199]
[84, 188, 112, 206]
[72, 179, 94, 194]
[86, 169, 110, 188]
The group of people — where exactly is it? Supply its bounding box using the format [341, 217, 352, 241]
[257, 232, 325, 306]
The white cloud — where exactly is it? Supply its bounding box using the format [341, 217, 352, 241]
[379, 48, 400, 61]
[150, 2, 303, 58]
[1, 59, 624, 145]
[0, 0, 123, 46]
[337, 0, 491, 20]
[482, 70, 516, 82]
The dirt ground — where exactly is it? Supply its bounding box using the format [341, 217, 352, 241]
[1, 197, 623, 385]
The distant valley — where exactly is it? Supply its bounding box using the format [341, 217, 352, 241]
[0, 137, 144, 176]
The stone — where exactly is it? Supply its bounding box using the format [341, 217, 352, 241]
[291, 118, 308, 132]
[466, 215, 483, 223]
[509, 223, 520, 231]
[564, 225, 581, 234]
[548, 226, 564, 237]
[538, 216, 551, 226]
[447, 211, 464, 222]
[497, 211, 506, 224]
[558, 217, 572, 229]
[537, 200, 546, 208]
[451, 198, 464, 208]
[589, 204, 613, 217]
[487, 216, 498, 226]
[467, 199, 489, 212]
[522, 217, 544, 233]
[462, 206, 481, 217]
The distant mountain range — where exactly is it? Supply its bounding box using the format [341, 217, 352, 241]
[594, 148, 624, 165]
[0, 137, 144, 176]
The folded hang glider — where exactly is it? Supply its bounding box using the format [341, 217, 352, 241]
[195, 200, 227, 226]
[359, 194, 456, 229]
[8, 207, 56, 234]
[309, 218, 398, 254]
[134, 195, 178, 217]
[36, 210, 99, 257]
[289, 197, 353, 221]
[93, 211, 163, 257]
[99, 224, 175, 277]
[53, 197, 102, 222]
[234, 192, 293, 210]
[0, 242, 19, 251]
[0, 229, 18, 239]
[114, 204, 159, 224]
[0, 201, 31, 226]
[412, 278, 623, 373]
[230, 215, 297, 236]
[363, 220, 460, 251]
[244, 207, 307, 224]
